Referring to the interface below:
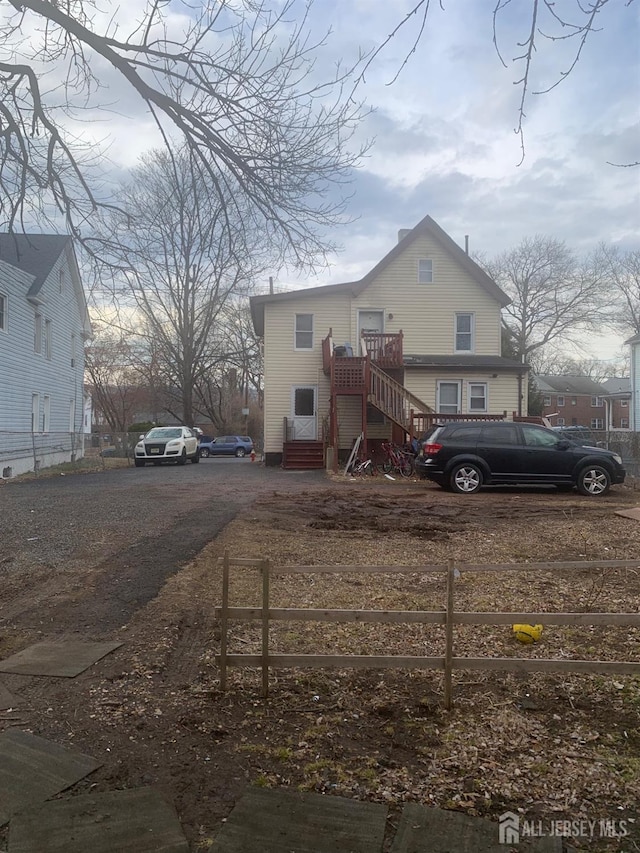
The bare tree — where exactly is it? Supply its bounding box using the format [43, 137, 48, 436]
[479, 236, 607, 365]
[596, 244, 640, 336]
[367, 0, 636, 163]
[532, 353, 628, 381]
[0, 0, 367, 264]
[96, 148, 267, 426]
[192, 299, 263, 431]
[85, 330, 148, 432]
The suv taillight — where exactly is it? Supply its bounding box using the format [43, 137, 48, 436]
[425, 442, 443, 455]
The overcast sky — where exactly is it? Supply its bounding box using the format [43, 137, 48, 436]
[277, 0, 640, 361]
[8, 0, 638, 361]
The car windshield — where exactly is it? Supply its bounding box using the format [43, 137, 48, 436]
[146, 428, 181, 439]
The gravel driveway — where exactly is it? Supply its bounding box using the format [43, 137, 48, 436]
[0, 460, 325, 638]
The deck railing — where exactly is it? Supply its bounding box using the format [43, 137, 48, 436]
[360, 331, 403, 368]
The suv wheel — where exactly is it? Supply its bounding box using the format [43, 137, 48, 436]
[200, 448, 210, 458]
[450, 463, 483, 494]
[235, 447, 246, 457]
[576, 465, 611, 496]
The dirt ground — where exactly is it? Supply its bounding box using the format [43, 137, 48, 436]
[1, 469, 640, 851]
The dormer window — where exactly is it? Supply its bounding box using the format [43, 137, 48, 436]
[418, 259, 433, 284]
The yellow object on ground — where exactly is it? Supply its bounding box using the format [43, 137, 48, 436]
[512, 623, 543, 644]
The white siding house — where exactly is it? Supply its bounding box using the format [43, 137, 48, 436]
[251, 215, 528, 467]
[628, 332, 640, 432]
[0, 235, 91, 477]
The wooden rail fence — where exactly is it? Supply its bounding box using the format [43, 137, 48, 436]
[215, 553, 640, 707]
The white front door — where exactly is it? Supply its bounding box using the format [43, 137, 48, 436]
[291, 386, 317, 440]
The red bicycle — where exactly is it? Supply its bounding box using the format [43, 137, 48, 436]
[376, 441, 414, 478]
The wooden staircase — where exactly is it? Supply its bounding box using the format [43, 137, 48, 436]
[368, 362, 432, 434]
[282, 440, 324, 470]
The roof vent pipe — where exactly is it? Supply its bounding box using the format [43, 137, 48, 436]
[398, 229, 411, 243]
[464, 235, 469, 255]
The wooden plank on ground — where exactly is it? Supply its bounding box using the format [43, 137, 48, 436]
[390, 804, 562, 852]
[209, 787, 387, 853]
[8, 787, 189, 853]
[0, 681, 21, 710]
[0, 641, 123, 678]
[615, 507, 640, 522]
[0, 730, 101, 826]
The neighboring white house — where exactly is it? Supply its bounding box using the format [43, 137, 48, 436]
[0, 235, 91, 477]
[627, 332, 640, 432]
[250, 215, 528, 467]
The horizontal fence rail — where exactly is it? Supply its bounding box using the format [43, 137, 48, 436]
[215, 554, 640, 706]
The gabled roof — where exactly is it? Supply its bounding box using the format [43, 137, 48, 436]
[250, 215, 511, 336]
[0, 233, 91, 337]
[534, 375, 608, 395]
[600, 376, 631, 395]
[0, 234, 70, 298]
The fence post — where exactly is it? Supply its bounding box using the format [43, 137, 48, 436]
[444, 559, 455, 710]
[261, 558, 270, 698]
[219, 550, 230, 691]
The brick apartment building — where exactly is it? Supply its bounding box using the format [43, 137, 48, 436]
[535, 375, 631, 430]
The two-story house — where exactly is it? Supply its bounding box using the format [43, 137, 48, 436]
[628, 332, 640, 432]
[0, 235, 91, 477]
[250, 215, 528, 468]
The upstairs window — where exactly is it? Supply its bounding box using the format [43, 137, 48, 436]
[418, 259, 433, 284]
[543, 396, 551, 407]
[294, 314, 313, 350]
[0, 293, 6, 331]
[591, 396, 603, 407]
[455, 313, 474, 352]
[44, 319, 52, 359]
[621, 399, 628, 407]
[34, 313, 42, 353]
[557, 395, 565, 407]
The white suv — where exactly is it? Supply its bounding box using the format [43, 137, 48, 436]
[134, 426, 200, 467]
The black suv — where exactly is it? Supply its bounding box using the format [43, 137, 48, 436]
[415, 421, 625, 496]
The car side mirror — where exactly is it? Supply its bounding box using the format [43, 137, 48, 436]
[139, 434, 145, 440]
[557, 440, 571, 450]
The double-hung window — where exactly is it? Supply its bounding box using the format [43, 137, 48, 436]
[294, 314, 313, 350]
[418, 259, 433, 284]
[468, 382, 487, 413]
[43, 395, 51, 433]
[34, 313, 42, 353]
[437, 381, 461, 414]
[591, 396, 603, 407]
[557, 395, 565, 407]
[44, 319, 52, 359]
[455, 313, 474, 352]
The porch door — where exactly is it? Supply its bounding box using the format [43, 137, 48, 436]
[291, 386, 317, 440]
[358, 310, 384, 352]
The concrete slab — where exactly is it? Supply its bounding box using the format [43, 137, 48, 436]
[0, 729, 101, 826]
[0, 641, 122, 677]
[615, 508, 640, 522]
[390, 804, 563, 852]
[0, 680, 22, 710]
[8, 787, 189, 853]
[210, 787, 387, 853]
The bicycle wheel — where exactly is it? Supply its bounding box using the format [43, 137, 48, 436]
[400, 454, 415, 478]
[377, 458, 393, 474]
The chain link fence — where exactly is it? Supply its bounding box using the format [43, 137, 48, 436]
[0, 431, 88, 479]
